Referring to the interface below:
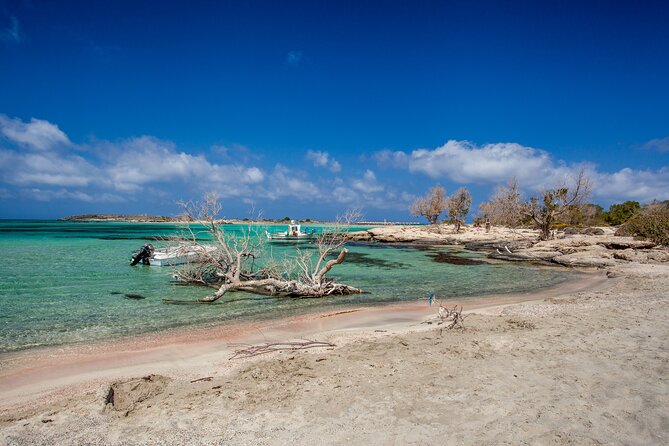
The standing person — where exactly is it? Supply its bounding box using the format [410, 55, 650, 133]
[485, 218, 491, 233]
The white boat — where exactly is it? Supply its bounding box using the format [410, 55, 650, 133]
[131, 243, 217, 266]
[266, 220, 316, 242]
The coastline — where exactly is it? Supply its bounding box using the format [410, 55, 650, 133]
[1, 224, 668, 445]
[0, 270, 604, 414]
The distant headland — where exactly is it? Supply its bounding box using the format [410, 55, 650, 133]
[58, 214, 186, 222]
[58, 214, 419, 225]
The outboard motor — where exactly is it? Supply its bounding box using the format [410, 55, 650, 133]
[130, 243, 155, 266]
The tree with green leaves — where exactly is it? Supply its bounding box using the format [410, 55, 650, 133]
[605, 201, 641, 225]
[616, 200, 669, 245]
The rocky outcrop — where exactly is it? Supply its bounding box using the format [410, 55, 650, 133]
[349, 224, 668, 269]
[348, 225, 537, 245]
[490, 234, 665, 268]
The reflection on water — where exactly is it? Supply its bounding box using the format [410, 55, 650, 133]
[0, 220, 572, 353]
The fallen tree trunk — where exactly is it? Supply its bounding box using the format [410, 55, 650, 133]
[194, 248, 362, 302]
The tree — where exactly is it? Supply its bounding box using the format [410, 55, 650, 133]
[169, 193, 363, 302]
[605, 201, 641, 225]
[478, 178, 523, 228]
[410, 185, 447, 224]
[447, 187, 472, 232]
[524, 169, 591, 240]
[616, 200, 669, 245]
[581, 203, 606, 226]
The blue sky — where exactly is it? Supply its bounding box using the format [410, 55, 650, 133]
[1, 0, 668, 220]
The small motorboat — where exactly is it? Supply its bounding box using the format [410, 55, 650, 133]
[266, 220, 316, 242]
[130, 243, 217, 266]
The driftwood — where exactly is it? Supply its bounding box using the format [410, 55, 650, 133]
[170, 196, 364, 302]
[229, 340, 336, 360]
[437, 304, 468, 332]
[189, 376, 213, 383]
[198, 248, 362, 302]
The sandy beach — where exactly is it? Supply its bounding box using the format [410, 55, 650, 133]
[1, 243, 668, 445]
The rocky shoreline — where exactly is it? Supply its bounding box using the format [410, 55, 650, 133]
[348, 224, 669, 269]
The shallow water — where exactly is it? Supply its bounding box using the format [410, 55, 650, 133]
[0, 220, 571, 353]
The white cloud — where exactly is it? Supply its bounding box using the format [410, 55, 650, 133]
[408, 140, 566, 188]
[263, 164, 320, 200]
[591, 168, 669, 202]
[0, 149, 99, 187]
[98, 136, 264, 194]
[373, 149, 409, 168]
[24, 188, 125, 203]
[0, 116, 267, 203]
[306, 149, 341, 173]
[329, 170, 410, 211]
[331, 186, 357, 204]
[285, 50, 303, 67]
[0, 114, 71, 150]
[352, 169, 384, 193]
[382, 139, 669, 205]
[640, 137, 669, 153]
[0, 15, 21, 44]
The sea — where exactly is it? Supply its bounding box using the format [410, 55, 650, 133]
[0, 220, 572, 354]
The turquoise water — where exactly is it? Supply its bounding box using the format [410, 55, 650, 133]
[0, 220, 571, 353]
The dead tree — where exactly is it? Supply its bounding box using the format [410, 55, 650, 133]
[479, 177, 524, 228]
[410, 185, 448, 224]
[447, 187, 472, 233]
[170, 194, 363, 302]
[523, 169, 591, 240]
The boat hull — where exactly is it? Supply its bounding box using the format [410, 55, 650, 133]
[147, 245, 217, 266]
[266, 235, 316, 242]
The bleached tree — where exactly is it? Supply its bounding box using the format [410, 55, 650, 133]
[169, 193, 363, 302]
[524, 169, 591, 240]
[478, 177, 524, 228]
[447, 187, 472, 232]
[410, 185, 448, 225]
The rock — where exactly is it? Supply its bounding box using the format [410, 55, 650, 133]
[582, 227, 605, 235]
[613, 249, 648, 263]
[550, 253, 616, 268]
[600, 239, 656, 250]
[124, 293, 146, 299]
[606, 270, 618, 278]
[647, 250, 669, 262]
[563, 227, 580, 235]
[429, 252, 485, 265]
[105, 374, 172, 414]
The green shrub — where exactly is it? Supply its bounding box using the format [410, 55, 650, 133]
[616, 204, 669, 245]
[605, 201, 641, 225]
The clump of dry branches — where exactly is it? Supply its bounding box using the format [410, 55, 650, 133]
[169, 193, 363, 302]
[447, 187, 472, 233]
[478, 170, 592, 240]
[229, 340, 336, 360]
[410, 185, 448, 224]
[437, 304, 468, 332]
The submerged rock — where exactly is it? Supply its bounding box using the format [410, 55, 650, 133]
[124, 293, 146, 299]
[429, 252, 485, 265]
